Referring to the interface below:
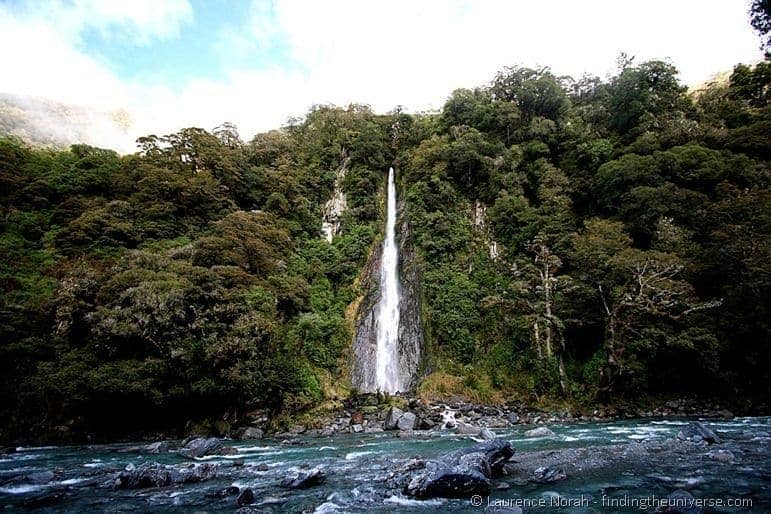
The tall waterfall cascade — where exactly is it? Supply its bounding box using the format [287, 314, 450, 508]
[350, 167, 423, 394]
[374, 167, 402, 392]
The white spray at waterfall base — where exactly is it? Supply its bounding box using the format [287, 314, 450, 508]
[374, 167, 402, 393]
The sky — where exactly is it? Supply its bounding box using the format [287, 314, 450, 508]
[0, 0, 765, 152]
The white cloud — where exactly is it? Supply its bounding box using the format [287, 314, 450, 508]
[0, 0, 765, 152]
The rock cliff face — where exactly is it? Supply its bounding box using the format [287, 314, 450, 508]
[321, 157, 350, 242]
[350, 171, 423, 392]
[395, 209, 424, 391]
[350, 239, 382, 391]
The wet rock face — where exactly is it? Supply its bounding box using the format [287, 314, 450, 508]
[350, 241, 382, 392]
[395, 214, 424, 392]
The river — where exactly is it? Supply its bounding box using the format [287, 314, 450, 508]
[1, 417, 768, 512]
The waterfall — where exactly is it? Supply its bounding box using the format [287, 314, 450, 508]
[351, 166, 422, 394]
[374, 167, 402, 393]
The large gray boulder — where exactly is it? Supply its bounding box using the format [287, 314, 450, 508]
[480, 428, 497, 440]
[405, 460, 490, 499]
[279, 468, 326, 489]
[455, 421, 482, 436]
[179, 437, 237, 459]
[524, 426, 556, 438]
[677, 422, 720, 444]
[145, 441, 170, 454]
[403, 438, 514, 499]
[397, 412, 417, 431]
[236, 427, 264, 440]
[115, 462, 217, 489]
[385, 407, 405, 430]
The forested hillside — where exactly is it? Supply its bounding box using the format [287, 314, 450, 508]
[1, 57, 769, 441]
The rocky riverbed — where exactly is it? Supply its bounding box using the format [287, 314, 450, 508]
[1, 417, 768, 512]
[251, 395, 743, 441]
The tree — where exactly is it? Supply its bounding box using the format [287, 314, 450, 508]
[522, 235, 572, 393]
[750, 0, 771, 53]
[572, 219, 721, 398]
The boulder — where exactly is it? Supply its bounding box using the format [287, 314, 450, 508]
[531, 466, 566, 483]
[507, 412, 520, 424]
[676, 422, 720, 444]
[351, 411, 364, 424]
[524, 426, 556, 438]
[115, 462, 217, 489]
[480, 428, 496, 441]
[279, 468, 326, 489]
[236, 488, 255, 506]
[397, 429, 415, 438]
[397, 412, 417, 431]
[441, 438, 514, 477]
[455, 421, 482, 436]
[405, 460, 490, 499]
[179, 437, 237, 459]
[236, 427, 264, 440]
[385, 407, 405, 430]
[145, 441, 170, 454]
[707, 449, 734, 462]
[403, 439, 515, 499]
[205, 486, 240, 499]
[27, 471, 55, 485]
[419, 418, 437, 430]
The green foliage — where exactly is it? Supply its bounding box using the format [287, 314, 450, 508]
[1, 53, 770, 440]
[400, 56, 770, 406]
[0, 106, 387, 439]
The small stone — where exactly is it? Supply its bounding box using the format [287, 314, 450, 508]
[205, 486, 239, 499]
[480, 428, 496, 440]
[145, 441, 169, 454]
[524, 426, 556, 438]
[531, 466, 566, 483]
[707, 449, 734, 462]
[455, 421, 482, 436]
[236, 487, 254, 506]
[676, 421, 720, 444]
[238, 427, 264, 440]
[280, 468, 326, 489]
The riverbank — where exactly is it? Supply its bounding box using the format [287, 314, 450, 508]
[2, 393, 765, 447]
[1, 417, 768, 512]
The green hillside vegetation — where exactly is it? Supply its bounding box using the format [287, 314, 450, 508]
[0, 57, 769, 440]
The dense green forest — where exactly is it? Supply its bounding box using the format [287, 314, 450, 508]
[1, 52, 769, 439]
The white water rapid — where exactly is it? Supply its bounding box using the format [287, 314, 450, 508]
[374, 167, 402, 393]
